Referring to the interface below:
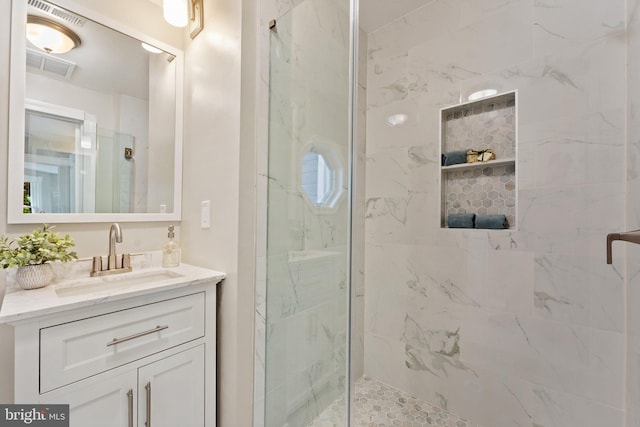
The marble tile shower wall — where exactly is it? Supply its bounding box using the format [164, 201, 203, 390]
[365, 1, 627, 427]
[627, 2, 640, 426]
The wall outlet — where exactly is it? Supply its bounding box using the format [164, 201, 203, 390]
[200, 200, 211, 229]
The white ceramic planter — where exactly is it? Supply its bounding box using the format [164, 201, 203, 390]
[16, 263, 54, 290]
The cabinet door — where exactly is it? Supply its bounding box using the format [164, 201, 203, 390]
[138, 346, 205, 427]
[40, 370, 137, 427]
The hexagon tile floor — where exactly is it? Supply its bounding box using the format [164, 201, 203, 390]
[308, 376, 480, 427]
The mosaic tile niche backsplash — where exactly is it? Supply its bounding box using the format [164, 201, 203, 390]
[441, 93, 516, 228]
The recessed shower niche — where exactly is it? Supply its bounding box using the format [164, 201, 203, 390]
[440, 91, 517, 229]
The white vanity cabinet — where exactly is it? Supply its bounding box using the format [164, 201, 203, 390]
[136, 345, 205, 427]
[1, 269, 222, 427]
[39, 345, 205, 427]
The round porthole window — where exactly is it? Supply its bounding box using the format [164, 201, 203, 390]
[299, 139, 344, 211]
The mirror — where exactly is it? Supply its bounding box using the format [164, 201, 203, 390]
[8, 0, 184, 223]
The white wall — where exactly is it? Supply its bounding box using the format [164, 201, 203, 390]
[180, 0, 255, 425]
[26, 73, 116, 130]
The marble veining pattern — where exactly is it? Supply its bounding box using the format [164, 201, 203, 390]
[365, 0, 626, 426]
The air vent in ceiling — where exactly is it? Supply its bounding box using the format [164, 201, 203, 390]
[27, 0, 86, 27]
[26, 48, 76, 79]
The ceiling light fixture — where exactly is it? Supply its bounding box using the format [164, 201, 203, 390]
[141, 42, 163, 54]
[162, 0, 204, 39]
[163, 0, 188, 27]
[386, 113, 408, 127]
[468, 89, 498, 101]
[26, 15, 81, 54]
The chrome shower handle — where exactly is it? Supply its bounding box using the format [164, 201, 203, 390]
[606, 230, 640, 264]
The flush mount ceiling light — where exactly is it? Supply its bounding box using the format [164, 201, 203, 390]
[468, 89, 498, 101]
[163, 0, 203, 39]
[27, 15, 81, 54]
[386, 113, 408, 127]
[141, 42, 163, 54]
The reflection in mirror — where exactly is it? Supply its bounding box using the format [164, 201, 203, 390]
[300, 141, 344, 211]
[302, 151, 334, 206]
[24, 100, 96, 214]
[8, 0, 183, 223]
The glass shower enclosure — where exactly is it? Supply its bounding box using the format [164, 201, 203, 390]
[263, 0, 354, 425]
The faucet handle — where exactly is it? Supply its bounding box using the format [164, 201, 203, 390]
[122, 253, 131, 269]
[91, 256, 102, 276]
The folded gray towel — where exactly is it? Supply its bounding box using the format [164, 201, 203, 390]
[442, 150, 468, 166]
[448, 213, 475, 228]
[475, 215, 508, 229]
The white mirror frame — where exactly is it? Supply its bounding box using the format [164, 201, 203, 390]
[8, 0, 184, 223]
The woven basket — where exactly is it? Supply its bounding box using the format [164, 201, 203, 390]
[16, 263, 54, 290]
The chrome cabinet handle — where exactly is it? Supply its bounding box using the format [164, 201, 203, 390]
[127, 389, 133, 427]
[106, 325, 169, 347]
[145, 382, 151, 427]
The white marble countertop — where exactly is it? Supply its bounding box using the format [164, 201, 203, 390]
[0, 254, 225, 324]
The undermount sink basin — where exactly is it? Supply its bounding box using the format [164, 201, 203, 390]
[55, 269, 184, 297]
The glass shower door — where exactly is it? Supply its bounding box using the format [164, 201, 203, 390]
[264, 0, 353, 425]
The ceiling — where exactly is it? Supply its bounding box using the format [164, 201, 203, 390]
[26, 0, 169, 101]
[359, 0, 433, 33]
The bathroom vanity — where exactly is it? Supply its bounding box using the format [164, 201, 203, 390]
[0, 261, 224, 427]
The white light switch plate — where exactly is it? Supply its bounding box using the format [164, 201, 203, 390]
[200, 200, 211, 229]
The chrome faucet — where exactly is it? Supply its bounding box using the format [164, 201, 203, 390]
[90, 223, 132, 277]
[606, 230, 640, 264]
[108, 223, 123, 270]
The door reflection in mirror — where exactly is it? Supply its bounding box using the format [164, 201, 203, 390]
[24, 102, 138, 214]
[24, 101, 96, 214]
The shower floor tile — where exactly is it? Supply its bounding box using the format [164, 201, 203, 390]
[308, 376, 479, 427]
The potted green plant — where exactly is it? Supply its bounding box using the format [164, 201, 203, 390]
[0, 224, 78, 290]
